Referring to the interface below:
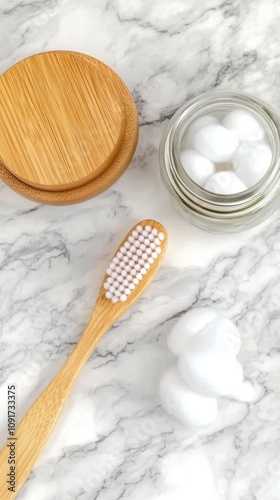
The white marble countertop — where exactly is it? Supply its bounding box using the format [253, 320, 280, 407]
[1, 1, 280, 499]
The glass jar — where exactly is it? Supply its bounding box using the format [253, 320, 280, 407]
[159, 90, 280, 233]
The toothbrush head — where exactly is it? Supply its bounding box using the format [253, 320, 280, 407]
[99, 220, 167, 308]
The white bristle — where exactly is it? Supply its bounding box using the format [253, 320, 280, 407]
[105, 222, 164, 303]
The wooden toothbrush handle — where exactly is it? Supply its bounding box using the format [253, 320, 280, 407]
[0, 305, 112, 499]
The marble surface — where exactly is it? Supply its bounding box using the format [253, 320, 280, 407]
[1, 0, 280, 499]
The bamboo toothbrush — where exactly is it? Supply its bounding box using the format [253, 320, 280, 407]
[0, 219, 167, 499]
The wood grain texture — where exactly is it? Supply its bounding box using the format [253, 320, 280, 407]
[0, 220, 167, 499]
[0, 51, 139, 203]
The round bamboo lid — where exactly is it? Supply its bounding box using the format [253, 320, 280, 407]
[0, 51, 138, 204]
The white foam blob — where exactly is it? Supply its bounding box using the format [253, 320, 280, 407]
[178, 319, 243, 397]
[159, 368, 217, 426]
[229, 380, 264, 403]
[167, 307, 220, 356]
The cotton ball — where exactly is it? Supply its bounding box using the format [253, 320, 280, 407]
[193, 124, 239, 162]
[204, 171, 247, 194]
[180, 150, 215, 186]
[222, 110, 265, 142]
[178, 319, 244, 397]
[159, 367, 217, 426]
[185, 115, 218, 147]
[232, 142, 272, 188]
[167, 307, 220, 357]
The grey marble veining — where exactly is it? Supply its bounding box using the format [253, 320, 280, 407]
[1, 1, 280, 499]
